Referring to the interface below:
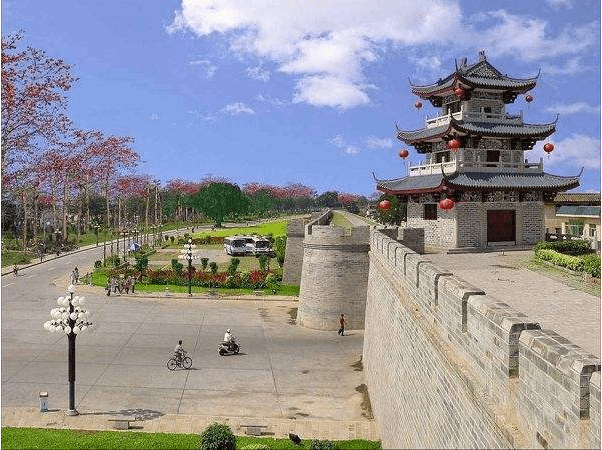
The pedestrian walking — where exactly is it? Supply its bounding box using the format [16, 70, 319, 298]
[74, 267, 79, 283]
[70, 269, 77, 285]
[338, 314, 347, 336]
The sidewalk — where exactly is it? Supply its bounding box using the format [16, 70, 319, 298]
[1, 407, 379, 441]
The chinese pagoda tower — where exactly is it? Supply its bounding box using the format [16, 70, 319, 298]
[375, 51, 580, 251]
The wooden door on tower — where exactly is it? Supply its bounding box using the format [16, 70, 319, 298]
[487, 210, 516, 243]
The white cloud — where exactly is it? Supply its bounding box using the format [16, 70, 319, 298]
[293, 75, 370, 109]
[466, 11, 597, 62]
[150, 113, 159, 121]
[330, 134, 360, 155]
[256, 92, 286, 106]
[545, 102, 601, 116]
[222, 102, 255, 116]
[539, 134, 601, 172]
[168, 1, 596, 108]
[192, 102, 255, 122]
[541, 57, 588, 76]
[365, 136, 393, 150]
[188, 58, 218, 79]
[246, 66, 270, 81]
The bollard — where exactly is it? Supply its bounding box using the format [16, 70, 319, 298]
[39, 391, 48, 412]
[165, 287, 171, 297]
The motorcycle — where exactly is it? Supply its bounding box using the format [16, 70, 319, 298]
[218, 338, 240, 356]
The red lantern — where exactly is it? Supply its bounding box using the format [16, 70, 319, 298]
[543, 143, 554, 154]
[438, 198, 455, 210]
[379, 200, 391, 211]
[525, 93, 533, 103]
[398, 149, 409, 159]
[447, 139, 461, 151]
[454, 87, 464, 98]
[414, 100, 422, 110]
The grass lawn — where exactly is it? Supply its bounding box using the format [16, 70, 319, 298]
[1, 251, 34, 267]
[193, 220, 287, 239]
[1, 427, 381, 449]
[330, 211, 353, 232]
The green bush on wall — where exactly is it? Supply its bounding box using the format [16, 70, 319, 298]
[536, 249, 585, 272]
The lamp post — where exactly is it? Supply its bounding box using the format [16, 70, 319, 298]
[178, 238, 198, 296]
[103, 228, 107, 261]
[43, 284, 93, 415]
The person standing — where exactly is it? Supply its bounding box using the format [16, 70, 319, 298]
[74, 267, 79, 283]
[338, 314, 347, 336]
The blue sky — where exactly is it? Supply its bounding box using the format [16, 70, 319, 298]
[2, 0, 600, 196]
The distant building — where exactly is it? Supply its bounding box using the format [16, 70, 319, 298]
[375, 52, 579, 251]
[545, 193, 601, 250]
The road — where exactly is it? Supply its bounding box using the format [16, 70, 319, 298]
[1, 226, 377, 440]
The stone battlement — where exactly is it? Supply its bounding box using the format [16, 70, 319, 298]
[364, 229, 601, 449]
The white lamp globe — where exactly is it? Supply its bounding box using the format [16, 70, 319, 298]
[64, 326, 71, 334]
[78, 312, 85, 320]
[73, 326, 80, 334]
[70, 312, 78, 320]
[62, 312, 69, 321]
[79, 296, 85, 305]
[67, 284, 75, 293]
[57, 296, 65, 305]
[71, 296, 79, 306]
[81, 325, 87, 332]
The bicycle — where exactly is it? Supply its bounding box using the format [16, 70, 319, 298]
[166, 352, 192, 370]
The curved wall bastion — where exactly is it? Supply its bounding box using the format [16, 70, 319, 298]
[297, 211, 370, 331]
[363, 229, 601, 449]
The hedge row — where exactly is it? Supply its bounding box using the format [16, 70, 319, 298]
[535, 248, 601, 277]
[533, 239, 593, 255]
[134, 268, 281, 289]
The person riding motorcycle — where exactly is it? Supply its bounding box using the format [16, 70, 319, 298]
[223, 329, 236, 350]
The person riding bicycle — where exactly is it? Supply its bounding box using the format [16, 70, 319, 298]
[174, 340, 186, 361]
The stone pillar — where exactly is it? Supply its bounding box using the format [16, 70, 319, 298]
[282, 218, 307, 285]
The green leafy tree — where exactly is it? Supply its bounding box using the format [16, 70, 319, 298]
[171, 258, 183, 276]
[227, 257, 240, 276]
[190, 182, 250, 227]
[316, 191, 340, 208]
[209, 261, 218, 274]
[134, 254, 149, 274]
[273, 235, 286, 267]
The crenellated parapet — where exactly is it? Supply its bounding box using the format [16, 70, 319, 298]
[364, 229, 601, 449]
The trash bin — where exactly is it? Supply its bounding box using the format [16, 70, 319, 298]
[39, 391, 48, 412]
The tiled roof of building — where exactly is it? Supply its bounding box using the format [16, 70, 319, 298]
[410, 58, 538, 97]
[396, 118, 556, 144]
[376, 171, 580, 194]
[554, 192, 601, 204]
[556, 205, 601, 217]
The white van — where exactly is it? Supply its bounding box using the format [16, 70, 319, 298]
[223, 236, 248, 256]
[251, 236, 273, 256]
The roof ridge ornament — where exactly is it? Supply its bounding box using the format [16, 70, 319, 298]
[478, 50, 486, 61]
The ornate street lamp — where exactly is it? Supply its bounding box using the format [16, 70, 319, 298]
[43, 284, 93, 415]
[178, 239, 198, 296]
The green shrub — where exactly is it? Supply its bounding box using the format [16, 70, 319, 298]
[310, 439, 336, 450]
[170, 236, 175, 243]
[94, 260, 102, 269]
[171, 258, 184, 276]
[536, 249, 585, 271]
[199, 422, 235, 450]
[273, 235, 286, 267]
[201, 258, 209, 271]
[582, 253, 601, 278]
[551, 239, 592, 255]
[227, 258, 240, 276]
[135, 255, 149, 274]
[209, 262, 218, 274]
[533, 240, 554, 252]
[258, 254, 268, 271]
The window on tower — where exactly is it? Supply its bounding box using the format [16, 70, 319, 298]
[435, 151, 451, 163]
[424, 204, 437, 220]
[486, 150, 500, 166]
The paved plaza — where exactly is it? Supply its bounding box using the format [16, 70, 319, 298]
[1, 245, 377, 440]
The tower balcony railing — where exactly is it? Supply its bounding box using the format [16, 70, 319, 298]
[408, 154, 543, 176]
[425, 110, 523, 128]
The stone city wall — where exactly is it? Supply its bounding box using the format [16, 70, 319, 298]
[297, 211, 370, 331]
[363, 229, 600, 449]
[282, 217, 310, 285]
